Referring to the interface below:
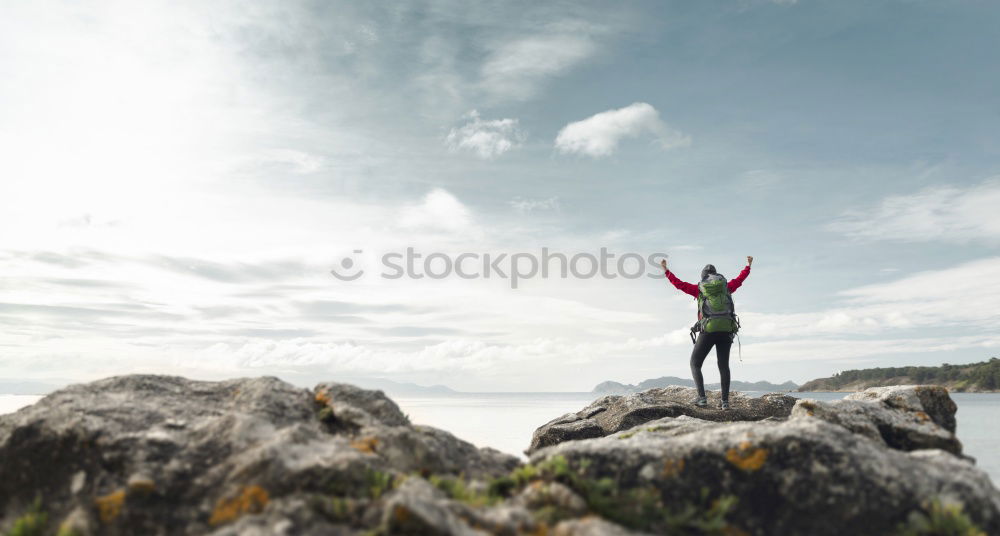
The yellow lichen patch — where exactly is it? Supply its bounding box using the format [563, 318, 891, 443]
[725, 441, 768, 472]
[350, 436, 379, 454]
[914, 410, 931, 422]
[661, 458, 685, 478]
[392, 504, 412, 523]
[799, 401, 816, 417]
[528, 522, 550, 536]
[315, 389, 331, 406]
[127, 477, 156, 495]
[95, 489, 126, 523]
[209, 485, 270, 526]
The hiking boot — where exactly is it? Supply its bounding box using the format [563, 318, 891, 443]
[719, 400, 730, 410]
[693, 396, 708, 408]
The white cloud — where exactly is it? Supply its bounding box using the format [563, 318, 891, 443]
[838, 256, 1000, 306]
[510, 196, 560, 213]
[259, 149, 326, 174]
[554, 102, 690, 157]
[739, 169, 784, 191]
[192, 329, 688, 377]
[398, 188, 475, 232]
[741, 257, 1000, 338]
[827, 178, 1000, 243]
[480, 22, 602, 102]
[445, 111, 525, 159]
[6, 240, 1000, 389]
[740, 335, 1000, 364]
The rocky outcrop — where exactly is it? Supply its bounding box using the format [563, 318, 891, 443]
[1, 378, 996, 536]
[528, 386, 797, 453]
[845, 384, 958, 432]
[528, 416, 998, 535]
[525, 384, 999, 535]
[0, 375, 518, 535]
[792, 385, 962, 455]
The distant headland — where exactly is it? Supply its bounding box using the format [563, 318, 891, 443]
[798, 358, 1000, 392]
[593, 376, 798, 395]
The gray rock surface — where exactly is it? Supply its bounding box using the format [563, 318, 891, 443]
[1, 378, 995, 536]
[380, 478, 479, 535]
[793, 385, 963, 455]
[530, 415, 999, 535]
[528, 386, 797, 453]
[0, 375, 517, 535]
[845, 384, 958, 433]
[551, 517, 647, 536]
[524, 384, 998, 535]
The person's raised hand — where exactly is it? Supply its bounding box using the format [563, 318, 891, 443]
[747, 256, 754, 266]
[660, 259, 668, 270]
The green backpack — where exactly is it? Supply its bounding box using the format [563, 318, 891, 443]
[697, 274, 739, 333]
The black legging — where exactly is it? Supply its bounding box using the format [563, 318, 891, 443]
[690, 331, 732, 401]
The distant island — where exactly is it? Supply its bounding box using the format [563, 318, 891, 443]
[593, 376, 798, 395]
[339, 377, 459, 397]
[798, 358, 1000, 392]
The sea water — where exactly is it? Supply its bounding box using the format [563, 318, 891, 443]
[0, 394, 43, 415]
[3, 392, 997, 484]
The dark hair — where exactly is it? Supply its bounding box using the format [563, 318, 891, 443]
[701, 264, 717, 281]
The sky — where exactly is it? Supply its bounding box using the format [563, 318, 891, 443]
[1, 0, 999, 392]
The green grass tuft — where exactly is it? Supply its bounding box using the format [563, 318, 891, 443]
[897, 499, 986, 536]
[509, 455, 740, 534]
[364, 469, 395, 500]
[428, 475, 501, 507]
[5, 499, 47, 536]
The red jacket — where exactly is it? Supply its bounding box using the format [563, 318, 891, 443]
[665, 265, 751, 299]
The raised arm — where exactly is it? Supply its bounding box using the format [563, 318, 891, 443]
[727, 256, 753, 293]
[661, 259, 699, 298]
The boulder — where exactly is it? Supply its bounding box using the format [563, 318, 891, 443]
[380, 478, 479, 535]
[528, 416, 1000, 535]
[314, 382, 411, 428]
[792, 390, 963, 455]
[845, 384, 958, 433]
[522, 384, 997, 535]
[528, 386, 797, 453]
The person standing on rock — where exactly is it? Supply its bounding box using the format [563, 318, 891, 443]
[660, 256, 752, 410]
